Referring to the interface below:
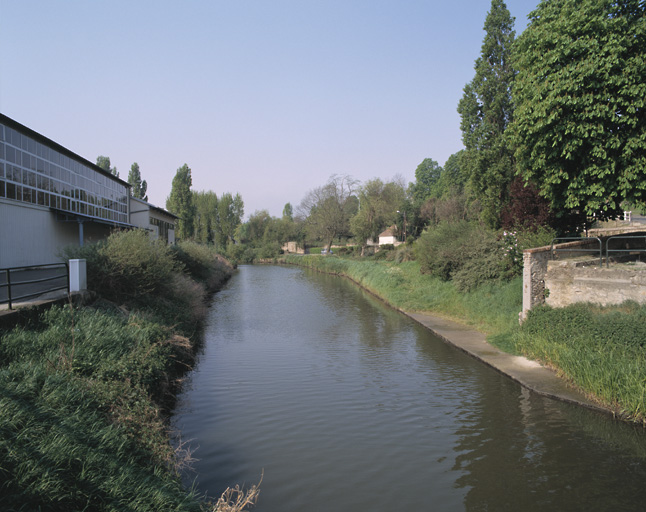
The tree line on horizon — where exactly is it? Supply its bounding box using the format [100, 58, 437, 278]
[100, 0, 645, 263]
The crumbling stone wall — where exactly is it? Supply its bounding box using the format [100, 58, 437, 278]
[521, 233, 646, 321]
[545, 262, 646, 308]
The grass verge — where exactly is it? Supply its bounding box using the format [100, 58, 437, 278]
[282, 254, 522, 336]
[0, 231, 261, 511]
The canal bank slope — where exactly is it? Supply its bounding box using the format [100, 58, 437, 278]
[281, 255, 611, 417]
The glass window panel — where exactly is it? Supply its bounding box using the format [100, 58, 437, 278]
[10, 165, 20, 182]
[0, 179, 5, 198]
[6, 182, 16, 199]
[28, 138, 36, 155]
[0, 162, 4, 178]
[0, 142, 4, 159]
[21, 135, 28, 151]
[6, 145, 15, 163]
[11, 129, 20, 148]
[37, 158, 44, 174]
[22, 187, 32, 203]
[37, 190, 46, 206]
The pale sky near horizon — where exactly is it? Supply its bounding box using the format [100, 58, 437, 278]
[0, 0, 540, 219]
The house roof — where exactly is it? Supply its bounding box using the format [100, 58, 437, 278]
[379, 225, 398, 238]
[130, 196, 179, 220]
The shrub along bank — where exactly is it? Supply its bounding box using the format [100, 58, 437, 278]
[283, 253, 646, 423]
[0, 230, 240, 511]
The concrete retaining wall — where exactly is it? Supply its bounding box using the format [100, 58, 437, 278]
[545, 261, 646, 308]
[521, 233, 646, 320]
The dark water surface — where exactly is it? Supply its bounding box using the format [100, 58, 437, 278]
[172, 265, 646, 511]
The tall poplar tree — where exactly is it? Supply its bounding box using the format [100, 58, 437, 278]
[96, 156, 119, 178]
[127, 162, 148, 201]
[457, 0, 516, 228]
[166, 164, 195, 240]
[216, 192, 244, 248]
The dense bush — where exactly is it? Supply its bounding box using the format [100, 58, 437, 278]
[171, 241, 234, 291]
[65, 229, 180, 303]
[413, 221, 557, 291]
[414, 221, 485, 281]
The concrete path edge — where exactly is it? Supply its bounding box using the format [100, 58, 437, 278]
[404, 310, 613, 416]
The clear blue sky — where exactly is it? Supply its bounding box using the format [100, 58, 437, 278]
[0, 0, 539, 219]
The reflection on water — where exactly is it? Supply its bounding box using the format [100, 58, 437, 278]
[172, 265, 646, 511]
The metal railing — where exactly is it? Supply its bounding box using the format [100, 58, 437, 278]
[0, 263, 69, 310]
[550, 237, 603, 267]
[605, 235, 646, 268]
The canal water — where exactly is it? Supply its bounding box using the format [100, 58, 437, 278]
[172, 265, 646, 511]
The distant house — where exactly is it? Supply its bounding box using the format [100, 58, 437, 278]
[281, 241, 305, 254]
[378, 225, 400, 246]
[129, 197, 177, 244]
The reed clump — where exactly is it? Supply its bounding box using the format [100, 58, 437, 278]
[0, 230, 250, 511]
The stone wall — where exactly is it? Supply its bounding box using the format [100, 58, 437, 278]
[521, 233, 646, 321]
[545, 261, 646, 308]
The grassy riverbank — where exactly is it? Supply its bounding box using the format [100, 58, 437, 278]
[282, 254, 646, 423]
[282, 254, 522, 336]
[0, 231, 249, 511]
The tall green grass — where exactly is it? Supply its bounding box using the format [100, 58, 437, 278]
[2, 230, 236, 510]
[510, 303, 646, 421]
[0, 306, 204, 511]
[284, 255, 522, 335]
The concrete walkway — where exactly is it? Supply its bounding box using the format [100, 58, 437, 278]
[405, 310, 612, 415]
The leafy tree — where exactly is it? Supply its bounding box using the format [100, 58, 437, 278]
[243, 210, 272, 245]
[282, 203, 293, 221]
[96, 155, 119, 177]
[216, 192, 244, 249]
[166, 164, 195, 240]
[193, 190, 218, 244]
[457, 0, 516, 227]
[127, 162, 148, 201]
[351, 178, 406, 255]
[500, 176, 554, 230]
[436, 151, 468, 198]
[510, 0, 646, 219]
[410, 158, 443, 204]
[298, 174, 358, 250]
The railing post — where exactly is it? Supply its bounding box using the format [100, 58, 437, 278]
[7, 269, 12, 310]
[69, 259, 87, 293]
